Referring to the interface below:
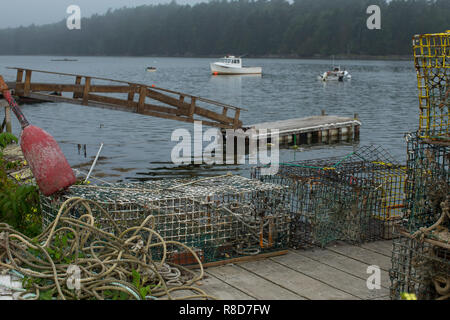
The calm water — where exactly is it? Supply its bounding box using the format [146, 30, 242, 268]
[0, 56, 418, 182]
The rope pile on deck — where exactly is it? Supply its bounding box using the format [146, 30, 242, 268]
[0, 197, 215, 300]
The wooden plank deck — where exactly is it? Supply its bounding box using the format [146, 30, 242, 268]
[198, 240, 392, 300]
[1, 241, 393, 300]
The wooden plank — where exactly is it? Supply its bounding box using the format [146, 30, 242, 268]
[189, 250, 289, 269]
[27, 92, 133, 113]
[26, 92, 233, 129]
[147, 89, 237, 126]
[206, 264, 305, 300]
[326, 242, 392, 271]
[237, 258, 358, 300]
[272, 251, 389, 299]
[201, 274, 255, 300]
[360, 240, 393, 257]
[28, 83, 134, 94]
[293, 248, 391, 288]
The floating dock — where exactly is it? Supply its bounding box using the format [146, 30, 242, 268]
[240, 113, 361, 146]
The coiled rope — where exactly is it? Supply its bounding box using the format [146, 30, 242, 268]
[0, 197, 217, 300]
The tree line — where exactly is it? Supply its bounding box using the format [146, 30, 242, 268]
[0, 0, 448, 57]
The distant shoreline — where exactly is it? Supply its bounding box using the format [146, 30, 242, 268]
[0, 53, 414, 61]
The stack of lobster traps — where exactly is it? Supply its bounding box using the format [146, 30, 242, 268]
[252, 145, 407, 248]
[40, 175, 291, 266]
[390, 30, 450, 300]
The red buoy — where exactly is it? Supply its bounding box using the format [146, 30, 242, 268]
[0, 76, 76, 196]
[21, 125, 76, 196]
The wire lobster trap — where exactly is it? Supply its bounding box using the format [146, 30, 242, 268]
[413, 30, 450, 140]
[404, 132, 449, 233]
[390, 229, 450, 300]
[40, 175, 291, 265]
[252, 146, 404, 247]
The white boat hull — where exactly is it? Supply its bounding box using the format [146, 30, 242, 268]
[318, 71, 351, 81]
[210, 63, 262, 75]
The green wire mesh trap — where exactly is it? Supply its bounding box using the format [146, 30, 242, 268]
[390, 230, 450, 300]
[404, 132, 449, 234]
[413, 30, 450, 140]
[252, 146, 406, 247]
[40, 175, 291, 265]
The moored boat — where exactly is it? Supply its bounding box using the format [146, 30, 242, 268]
[318, 66, 351, 82]
[210, 56, 262, 75]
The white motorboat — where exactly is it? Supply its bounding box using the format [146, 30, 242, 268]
[210, 56, 262, 75]
[318, 66, 351, 82]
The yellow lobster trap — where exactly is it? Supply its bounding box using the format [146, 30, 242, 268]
[413, 30, 450, 140]
[370, 162, 407, 222]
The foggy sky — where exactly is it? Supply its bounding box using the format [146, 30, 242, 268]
[0, 0, 206, 29]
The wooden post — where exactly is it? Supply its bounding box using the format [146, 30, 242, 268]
[189, 97, 196, 117]
[233, 109, 241, 129]
[127, 85, 136, 107]
[138, 86, 147, 113]
[222, 107, 228, 117]
[82, 77, 91, 105]
[74, 76, 82, 99]
[16, 69, 24, 83]
[24, 70, 32, 96]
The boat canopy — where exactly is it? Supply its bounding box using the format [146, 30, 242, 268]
[220, 56, 242, 65]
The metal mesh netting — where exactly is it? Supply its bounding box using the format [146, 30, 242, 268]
[390, 231, 450, 300]
[413, 30, 450, 139]
[40, 175, 291, 265]
[404, 132, 450, 233]
[252, 146, 405, 247]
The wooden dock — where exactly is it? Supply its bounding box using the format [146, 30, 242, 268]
[194, 240, 392, 300]
[0, 240, 392, 300]
[3, 67, 362, 144]
[244, 114, 361, 146]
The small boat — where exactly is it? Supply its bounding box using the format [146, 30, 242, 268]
[146, 67, 157, 72]
[210, 56, 262, 75]
[318, 66, 351, 82]
[51, 58, 78, 62]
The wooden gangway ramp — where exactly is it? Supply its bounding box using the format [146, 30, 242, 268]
[5, 67, 245, 129]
